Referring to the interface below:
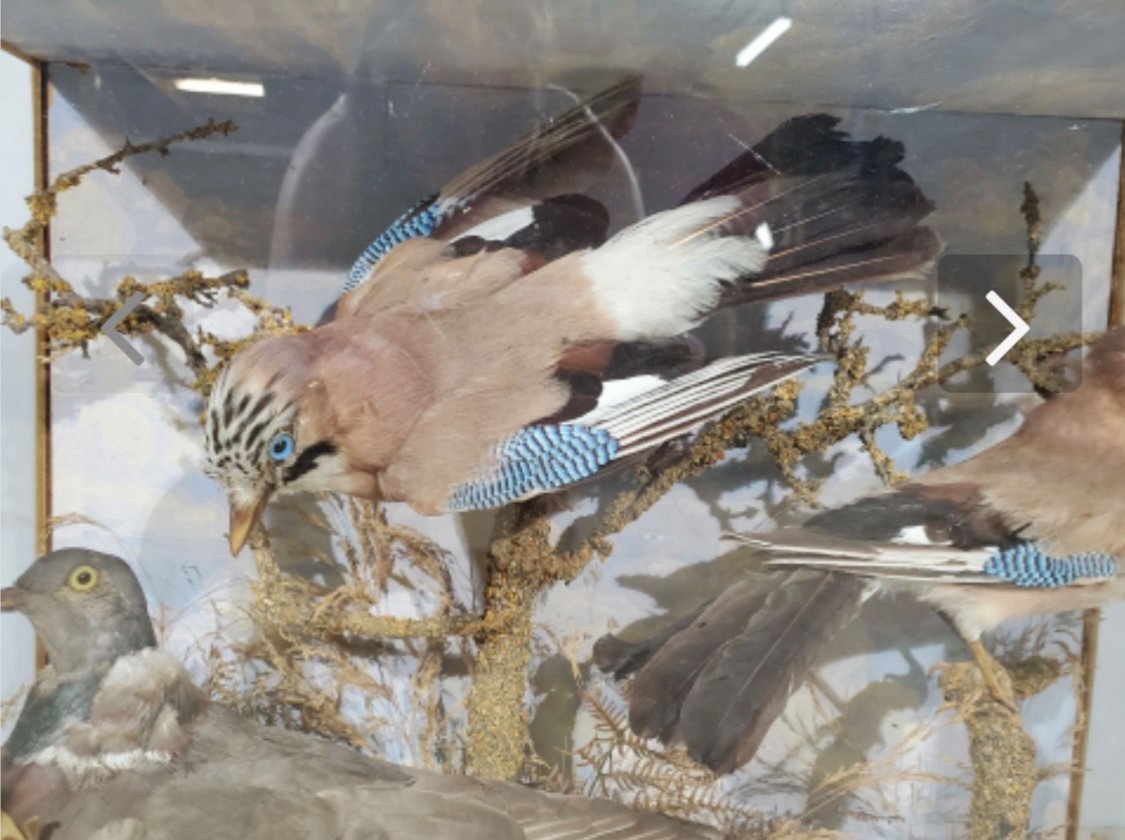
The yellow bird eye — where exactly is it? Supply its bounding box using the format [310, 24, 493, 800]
[67, 565, 99, 592]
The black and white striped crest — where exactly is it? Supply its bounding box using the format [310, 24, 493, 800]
[203, 364, 297, 504]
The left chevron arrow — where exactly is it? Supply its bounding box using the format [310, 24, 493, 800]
[100, 292, 145, 365]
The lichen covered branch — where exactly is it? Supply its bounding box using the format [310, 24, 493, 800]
[3, 125, 1102, 836]
[0, 117, 300, 396]
[465, 188, 1089, 780]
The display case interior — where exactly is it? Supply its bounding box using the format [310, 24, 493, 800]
[1, 4, 1123, 838]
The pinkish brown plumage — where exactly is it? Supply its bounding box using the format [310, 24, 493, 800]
[203, 79, 940, 554]
[598, 328, 1125, 773]
[906, 327, 1125, 634]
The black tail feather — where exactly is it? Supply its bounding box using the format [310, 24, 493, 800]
[682, 114, 916, 204]
[682, 114, 940, 308]
[720, 228, 942, 308]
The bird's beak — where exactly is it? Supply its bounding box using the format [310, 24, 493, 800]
[229, 494, 270, 556]
[1, 586, 26, 612]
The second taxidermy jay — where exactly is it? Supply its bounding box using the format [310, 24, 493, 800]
[597, 328, 1125, 773]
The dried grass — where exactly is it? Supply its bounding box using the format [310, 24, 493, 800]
[1, 122, 1103, 838]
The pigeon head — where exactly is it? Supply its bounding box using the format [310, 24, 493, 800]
[1, 548, 156, 674]
[203, 334, 348, 556]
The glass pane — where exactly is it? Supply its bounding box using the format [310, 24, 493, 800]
[2, 5, 1123, 837]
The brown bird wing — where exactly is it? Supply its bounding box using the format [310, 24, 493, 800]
[678, 572, 866, 773]
[598, 571, 864, 774]
[338, 191, 611, 317]
[433, 75, 641, 240]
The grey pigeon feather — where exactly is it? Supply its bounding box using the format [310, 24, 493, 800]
[1, 549, 717, 840]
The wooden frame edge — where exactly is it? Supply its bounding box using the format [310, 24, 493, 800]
[4, 44, 54, 670]
[1066, 121, 1125, 840]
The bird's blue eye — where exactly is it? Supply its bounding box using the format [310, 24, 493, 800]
[269, 433, 295, 461]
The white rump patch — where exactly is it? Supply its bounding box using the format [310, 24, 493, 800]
[582, 196, 769, 340]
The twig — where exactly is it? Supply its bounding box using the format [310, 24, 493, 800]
[463, 184, 1093, 783]
[0, 118, 302, 396]
[3, 127, 1102, 835]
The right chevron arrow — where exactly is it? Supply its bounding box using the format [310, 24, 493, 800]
[984, 290, 1030, 366]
